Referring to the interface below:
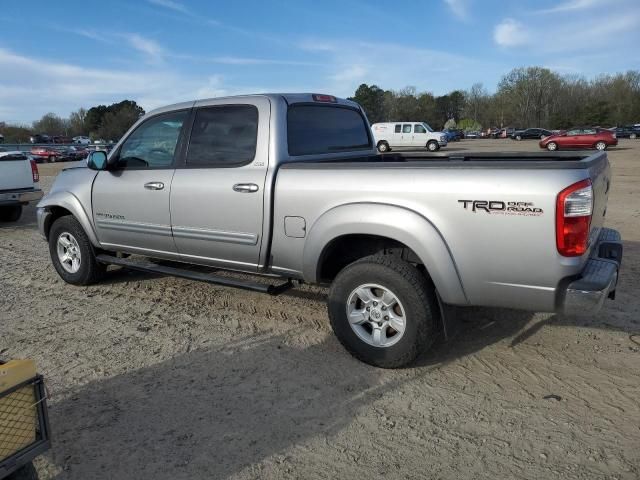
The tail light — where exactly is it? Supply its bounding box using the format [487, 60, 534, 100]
[30, 159, 39, 183]
[556, 179, 592, 256]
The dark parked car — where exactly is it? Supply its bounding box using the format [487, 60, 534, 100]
[511, 128, 553, 140]
[29, 134, 51, 144]
[52, 135, 73, 144]
[443, 128, 464, 141]
[539, 127, 618, 151]
[612, 125, 639, 139]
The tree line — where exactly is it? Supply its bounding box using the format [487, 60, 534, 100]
[350, 67, 640, 131]
[0, 100, 144, 143]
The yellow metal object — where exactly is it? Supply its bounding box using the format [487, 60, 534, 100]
[0, 360, 38, 460]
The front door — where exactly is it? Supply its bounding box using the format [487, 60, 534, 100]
[170, 98, 270, 271]
[92, 110, 189, 255]
[412, 123, 428, 147]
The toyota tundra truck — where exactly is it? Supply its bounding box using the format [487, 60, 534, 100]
[0, 149, 42, 222]
[36, 93, 622, 368]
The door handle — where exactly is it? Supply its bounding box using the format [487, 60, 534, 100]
[144, 182, 165, 190]
[233, 183, 259, 193]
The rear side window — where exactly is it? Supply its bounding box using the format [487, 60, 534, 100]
[394, 124, 402, 133]
[287, 105, 371, 156]
[186, 105, 258, 166]
[402, 124, 412, 133]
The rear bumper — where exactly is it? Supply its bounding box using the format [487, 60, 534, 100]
[0, 188, 43, 206]
[562, 228, 622, 315]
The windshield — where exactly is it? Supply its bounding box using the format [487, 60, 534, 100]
[287, 105, 372, 156]
[422, 122, 434, 132]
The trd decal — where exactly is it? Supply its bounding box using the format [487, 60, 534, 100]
[458, 200, 543, 216]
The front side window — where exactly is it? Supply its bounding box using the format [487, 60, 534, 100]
[186, 105, 258, 166]
[287, 105, 371, 156]
[117, 111, 187, 169]
[583, 128, 596, 135]
[414, 124, 427, 134]
[402, 124, 412, 133]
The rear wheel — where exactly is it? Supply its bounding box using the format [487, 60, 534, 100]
[595, 141, 607, 151]
[48, 155, 56, 163]
[48, 215, 105, 285]
[631, 133, 637, 139]
[426, 140, 439, 152]
[0, 205, 22, 222]
[516, 135, 522, 140]
[328, 255, 438, 368]
[546, 142, 558, 151]
[377, 141, 390, 153]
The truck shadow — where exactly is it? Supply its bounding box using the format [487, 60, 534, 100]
[47, 334, 403, 480]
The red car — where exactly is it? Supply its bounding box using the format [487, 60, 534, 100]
[30, 146, 67, 163]
[539, 127, 617, 151]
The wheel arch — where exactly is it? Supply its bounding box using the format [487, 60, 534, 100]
[38, 191, 100, 246]
[303, 203, 468, 305]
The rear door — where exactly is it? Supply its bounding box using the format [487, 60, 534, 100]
[170, 98, 269, 270]
[92, 110, 188, 254]
[400, 124, 413, 146]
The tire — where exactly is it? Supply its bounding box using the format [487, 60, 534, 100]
[48, 215, 105, 285]
[48, 155, 55, 163]
[426, 140, 439, 152]
[546, 142, 558, 151]
[516, 135, 522, 141]
[377, 141, 389, 153]
[327, 254, 439, 368]
[6, 462, 38, 480]
[631, 133, 637, 139]
[595, 141, 607, 151]
[0, 205, 22, 222]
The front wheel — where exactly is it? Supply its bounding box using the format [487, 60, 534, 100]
[516, 135, 522, 141]
[426, 141, 439, 152]
[631, 133, 637, 139]
[595, 141, 607, 151]
[48, 216, 105, 285]
[546, 142, 558, 151]
[377, 141, 389, 153]
[328, 255, 438, 368]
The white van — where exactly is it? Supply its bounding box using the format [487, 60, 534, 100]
[371, 122, 447, 152]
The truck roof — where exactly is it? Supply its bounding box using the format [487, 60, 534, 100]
[146, 93, 359, 117]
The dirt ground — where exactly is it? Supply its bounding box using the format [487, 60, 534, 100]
[1, 139, 639, 480]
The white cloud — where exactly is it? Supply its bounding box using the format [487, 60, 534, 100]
[329, 65, 369, 83]
[493, 19, 530, 47]
[536, 0, 599, 14]
[494, 11, 640, 51]
[121, 33, 165, 63]
[444, 0, 470, 20]
[146, 0, 189, 14]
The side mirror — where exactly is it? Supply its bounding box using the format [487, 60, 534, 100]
[87, 151, 108, 170]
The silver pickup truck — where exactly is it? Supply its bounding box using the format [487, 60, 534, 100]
[0, 149, 43, 222]
[36, 93, 623, 368]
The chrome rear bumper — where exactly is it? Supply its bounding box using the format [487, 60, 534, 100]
[563, 228, 622, 315]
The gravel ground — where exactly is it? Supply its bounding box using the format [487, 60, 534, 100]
[1, 139, 639, 480]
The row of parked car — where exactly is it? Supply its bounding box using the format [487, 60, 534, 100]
[28, 134, 115, 145]
[29, 144, 114, 163]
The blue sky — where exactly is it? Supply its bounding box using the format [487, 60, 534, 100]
[1, 0, 639, 123]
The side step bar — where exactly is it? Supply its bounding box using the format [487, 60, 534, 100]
[96, 254, 294, 295]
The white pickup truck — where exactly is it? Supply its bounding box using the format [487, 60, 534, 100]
[0, 149, 43, 222]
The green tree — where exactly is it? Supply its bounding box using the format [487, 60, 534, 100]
[350, 84, 386, 124]
[32, 113, 67, 135]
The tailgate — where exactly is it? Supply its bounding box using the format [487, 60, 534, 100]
[587, 153, 611, 248]
[0, 153, 33, 191]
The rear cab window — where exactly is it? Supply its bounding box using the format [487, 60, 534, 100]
[287, 105, 372, 156]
